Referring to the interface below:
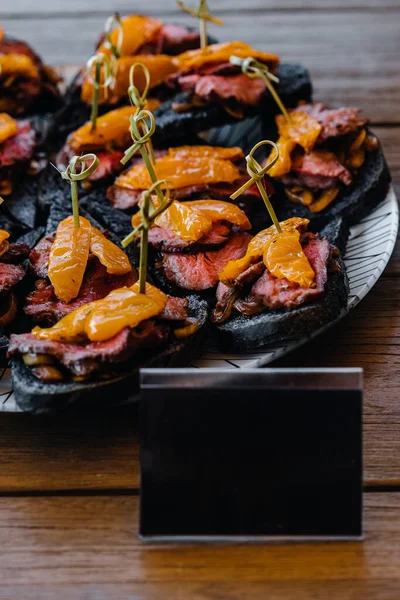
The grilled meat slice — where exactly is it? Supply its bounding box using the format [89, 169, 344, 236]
[145, 24, 201, 55]
[295, 103, 368, 143]
[0, 121, 36, 166]
[9, 322, 169, 379]
[0, 242, 30, 264]
[158, 295, 188, 321]
[161, 232, 251, 290]
[0, 262, 25, 291]
[281, 150, 353, 190]
[148, 222, 231, 253]
[25, 261, 136, 325]
[0, 120, 36, 195]
[107, 177, 263, 210]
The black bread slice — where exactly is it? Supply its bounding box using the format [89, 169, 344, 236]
[213, 218, 350, 352]
[11, 295, 209, 414]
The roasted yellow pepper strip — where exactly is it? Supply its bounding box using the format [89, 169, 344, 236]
[32, 302, 97, 343]
[276, 111, 321, 153]
[48, 216, 92, 303]
[32, 282, 168, 343]
[131, 198, 250, 242]
[0, 53, 39, 80]
[81, 55, 178, 104]
[98, 15, 163, 57]
[264, 229, 315, 288]
[0, 229, 10, 257]
[86, 282, 167, 341]
[176, 41, 279, 71]
[219, 217, 309, 284]
[0, 113, 18, 144]
[90, 226, 132, 275]
[69, 100, 160, 152]
[0, 229, 10, 246]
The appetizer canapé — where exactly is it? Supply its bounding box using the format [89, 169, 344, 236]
[266, 103, 391, 225]
[212, 217, 349, 350]
[95, 14, 202, 57]
[132, 198, 253, 292]
[0, 26, 61, 116]
[24, 216, 136, 325]
[11, 281, 203, 383]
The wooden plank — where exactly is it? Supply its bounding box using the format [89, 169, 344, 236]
[0, 276, 399, 492]
[0, 408, 139, 493]
[0, 493, 399, 598]
[373, 127, 400, 185]
[2, 11, 400, 123]
[1, 1, 400, 16]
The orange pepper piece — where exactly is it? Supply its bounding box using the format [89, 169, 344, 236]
[277, 111, 322, 153]
[176, 41, 279, 72]
[98, 15, 163, 57]
[0, 53, 39, 80]
[48, 216, 92, 303]
[264, 229, 315, 288]
[32, 282, 167, 343]
[32, 302, 97, 343]
[116, 155, 240, 191]
[267, 135, 297, 178]
[131, 198, 250, 242]
[0, 230, 10, 246]
[90, 226, 132, 275]
[185, 200, 251, 231]
[69, 100, 160, 152]
[86, 283, 167, 342]
[81, 55, 178, 105]
[219, 217, 309, 284]
[153, 201, 213, 242]
[0, 229, 10, 257]
[0, 113, 18, 144]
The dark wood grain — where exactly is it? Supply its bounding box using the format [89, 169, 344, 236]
[0, 493, 399, 599]
[1, 276, 400, 493]
[2, 0, 400, 14]
[3, 10, 400, 122]
[0, 0, 399, 595]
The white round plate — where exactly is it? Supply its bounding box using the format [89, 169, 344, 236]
[1, 121, 397, 411]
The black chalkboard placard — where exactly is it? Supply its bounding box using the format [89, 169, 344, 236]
[139, 368, 362, 542]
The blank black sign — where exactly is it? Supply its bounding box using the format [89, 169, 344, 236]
[140, 369, 362, 541]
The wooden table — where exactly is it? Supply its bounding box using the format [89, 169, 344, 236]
[1, 1, 400, 598]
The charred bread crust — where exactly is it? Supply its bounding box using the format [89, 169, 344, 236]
[213, 252, 349, 352]
[0, 334, 9, 368]
[80, 190, 133, 239]
[6, 176, 39, 230]
[318, 216, 350, 256]
[273, 129, 391, 229]
[11, 295, 209, 414]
